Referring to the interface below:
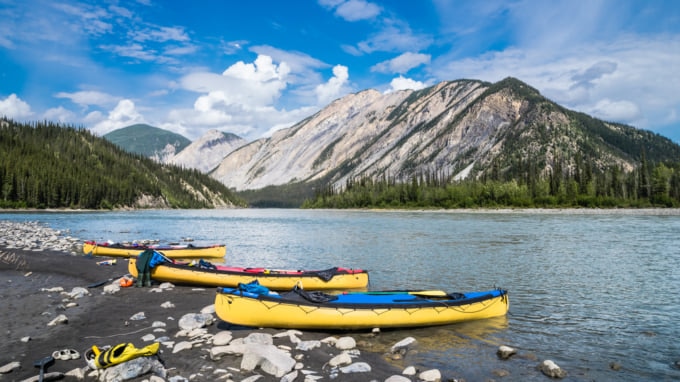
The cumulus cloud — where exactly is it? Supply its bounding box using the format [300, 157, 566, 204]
[167, 54, 319, 139]
[91, 99, 145, 135]
[387, 76, 428, 92]
[315, 65, 351, 105]
[0, 94, 33, 118]
[371, 52, 431, 74]
[43, 106, 77, 123]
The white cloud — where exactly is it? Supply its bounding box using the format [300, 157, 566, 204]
[371, 52, 431, 74]
[166, 54, 319, 139]
[0, 94, 32, 118]
[352, 21, 433, 55]
[387, 76, 428, 92]
[55, 90, 120, 107]
[43, 106, 76, 123]
[91, 99, 145, 135]
[333, 0, 382, 21]
[432, 35, 680, 129]
[586, 99, 641, 122]
[315, 65, 351, 105]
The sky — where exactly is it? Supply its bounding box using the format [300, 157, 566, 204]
[1, 0, 679, 143]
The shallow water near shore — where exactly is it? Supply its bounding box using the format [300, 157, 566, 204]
[2, 208, 679, 381]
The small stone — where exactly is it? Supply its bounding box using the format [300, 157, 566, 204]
[161, 301, 175, 308]
[130, 312, 146, 320]
[402, 365, 416, 376]
[0, 361, 21, 374]
[497, 345, 517, 359]
[21, 336, 31, 343]
[328, 353, 352, 367]
[418, 368, 441, 382]
[539, 360, 567, 378]
[335, 336, 356, 350]
[173, 341, 193, 353]
[47, 314, 68, 326]
[339, 362, 371, 373]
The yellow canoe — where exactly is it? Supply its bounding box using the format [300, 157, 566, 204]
[83, 241, 226, 259]
[214, 284, 509, 330]
[128, 257, 369, 290]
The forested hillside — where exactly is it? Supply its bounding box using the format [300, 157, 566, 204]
[302, 156, 680, 209]
[0, 119, 246, 209]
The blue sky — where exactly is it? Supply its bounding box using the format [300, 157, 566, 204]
[1, 0, 679, 143]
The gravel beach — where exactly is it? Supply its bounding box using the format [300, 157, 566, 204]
[0, 221, 441, 382]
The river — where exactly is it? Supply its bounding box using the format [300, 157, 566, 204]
[1, 208, 678, 381]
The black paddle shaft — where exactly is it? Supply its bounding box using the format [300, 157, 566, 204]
[33, 355, 54, 382]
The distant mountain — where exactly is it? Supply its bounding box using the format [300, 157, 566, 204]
[211, 77, 680, 192]
[0, 119, 246, 209]
[104, 124, 191, 162]
[168, 129, 247, 172]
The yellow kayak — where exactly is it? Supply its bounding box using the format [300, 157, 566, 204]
[83, 241, 226, 259]
[128, 256, 369, 290]
[215, 283, 509, 330]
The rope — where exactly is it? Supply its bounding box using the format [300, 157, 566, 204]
[83, 325, 155, 339]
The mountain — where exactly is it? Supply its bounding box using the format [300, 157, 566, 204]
[0, 119, 246, 209]
[211, 77, 680, 192]
[168, 129, 247, 172]
[104, 124, 191, 162]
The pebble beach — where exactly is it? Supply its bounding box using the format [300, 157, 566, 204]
[0, 219, 569, 382]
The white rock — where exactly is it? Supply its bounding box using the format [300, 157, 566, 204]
[21, 336, 31, 343]
[240, 344, 296, 377]
[41, 287, 64, 293]
[152, 321, 166, 328]
[243, 332, 273, 345]
[130, 312, 146, 320]
[328, 352, 352, 367]
[339, 362, 371, 373]
[200, 304, 215, 314]
[178, 313, 214, 331]
[240, 375, 263, 382]
[335, 336, 356, 350]
[295, 340, 321, 351]
[159, 282, 175, 289]
[160, 301, 175, 308]
[173, 341, 193, 353]
[47, 314, 68, 326]
[212, 331, 233, 346]
[66, 286, 90, 299]
[0, 361, 21, 374]
[210, 343, 247, 360]
[390, 337, 417, 353]
[64, 367, 85, 379]
[497, 345, 517, 359]
[385, 375, 411, 382]
[402, 365, 417, 375]
[280, 370, 298, 382]
[142, 334, 156, 342]
[539, 360, 567, 378]
[419, 369, 441, 382]
[102, 283, 120, 294]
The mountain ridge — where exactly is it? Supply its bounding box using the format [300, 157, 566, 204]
[210, 77, 680, 192]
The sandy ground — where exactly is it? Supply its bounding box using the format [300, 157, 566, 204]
[0, 248, 403, 382]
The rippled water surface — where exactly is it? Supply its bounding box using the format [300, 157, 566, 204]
[2, 209, 679, 381]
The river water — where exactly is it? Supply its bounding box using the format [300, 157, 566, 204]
[1, 209, 679, 381]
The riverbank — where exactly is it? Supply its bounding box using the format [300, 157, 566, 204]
[0, 219, 573, 381]
[0, 221, 443, 381]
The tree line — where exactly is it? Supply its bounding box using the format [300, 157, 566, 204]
[302, 157, 680, 209]
[0, 119, 245, 209]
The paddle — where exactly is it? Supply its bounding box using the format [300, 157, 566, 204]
[33, 355, 54, 382]
[344, 290, 450, 298]
[87, 275, 127, 288]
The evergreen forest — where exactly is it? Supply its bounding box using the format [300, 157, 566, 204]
[0, 119, 246, 209]
[302, 157, 680, 209]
